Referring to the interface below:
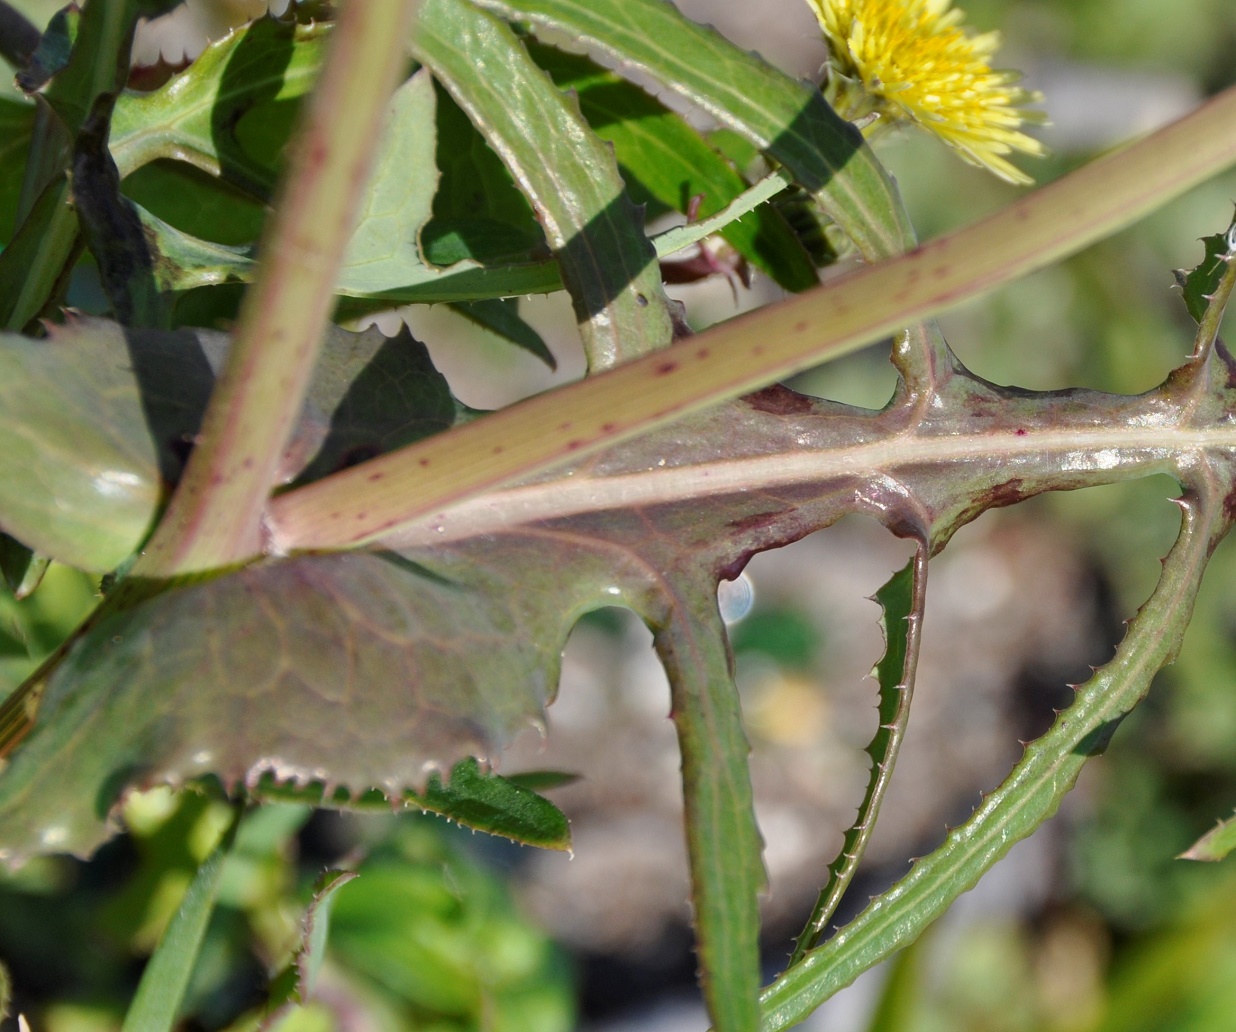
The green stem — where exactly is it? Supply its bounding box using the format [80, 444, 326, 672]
[133, 1, 415, 577]
[267, 84, 1236, 553]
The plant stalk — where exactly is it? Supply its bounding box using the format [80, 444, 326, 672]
[268, 84, 1236, 553]
[133, 0, 415, 577]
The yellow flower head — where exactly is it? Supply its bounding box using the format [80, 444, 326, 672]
[806, 0, 1046, 184]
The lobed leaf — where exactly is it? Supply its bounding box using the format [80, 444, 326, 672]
[1177, 211, 1236, 323]
[790, 550, 927, 964]
[0, 548, 564, 863]
[110, 15, 329, 193]
[757, 457, 1236, 1028]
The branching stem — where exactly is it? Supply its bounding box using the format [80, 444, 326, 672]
[133, 1, 415, 577]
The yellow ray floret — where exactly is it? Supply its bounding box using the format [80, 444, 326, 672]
[806, 0, 1046, 184]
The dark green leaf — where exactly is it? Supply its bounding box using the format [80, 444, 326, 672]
[1176, 211, 1236, 322]
[428, 77, 546, 264]
[0, 536, 48, 599]
[249, 757, 572, 851]
[791, 550, 926, 964]
[25, 0, 141, 137]
[0, 96, 36, 243]
[449, 298, 555, 369]
[528, 42, 817, 292]
[411, 0, 675, 370]
[470, 0, 914, 259]
[0, 171, 80, 332]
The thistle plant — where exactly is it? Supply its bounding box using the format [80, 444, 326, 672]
[0, 0, 1234, 1030]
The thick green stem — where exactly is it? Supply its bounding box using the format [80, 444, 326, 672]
[134, 1, 415, 577]
[268, 84, 1236, 553]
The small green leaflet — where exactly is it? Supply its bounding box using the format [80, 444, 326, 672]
[1176, 211, 1236, 323]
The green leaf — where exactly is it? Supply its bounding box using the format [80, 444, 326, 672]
[333, 68, 482, 299]
[0, 317, 455, 571]
[0, 96, 36, 243]
[758, 468, 1236, 1030]
[110, 15, 330, 192]
[0, 536, 48, 600]
[469, 0, 915, 260]
[427, 77, 546, 265]
[123, 159, 268, 246]
[250, 757, 572, 851]
[23, 0, 147, 137]
[0, 171, 79, 332]
[119, 804, 242, 1032]
[790, 550, 927, 964]
[0, 317, 191, 570]
[0, 549, 565, 862]
[449, 298, 556, 369]
[657, 576, 763, 1032]
[1176, 211, 1236, 322]
[261, 868, 359, 1030]
[528, 42, 817, 293]
[410, 0, 675, 370]
[1179, 809, 1236, 861]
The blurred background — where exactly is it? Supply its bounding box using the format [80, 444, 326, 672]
[4, 0, 1236, 1030]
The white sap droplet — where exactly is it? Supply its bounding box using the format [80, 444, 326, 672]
[717, 572, 755, 625]
[192, 750, 213, 765]
[40, 825, 67, 847]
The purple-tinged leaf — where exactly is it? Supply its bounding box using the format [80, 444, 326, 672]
[0, 550, 565, 863]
